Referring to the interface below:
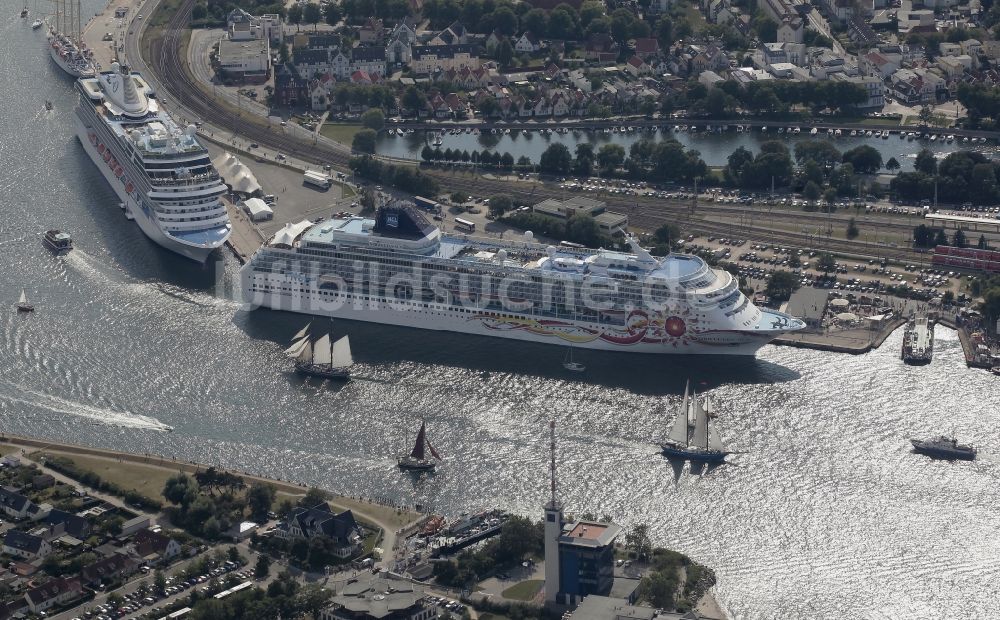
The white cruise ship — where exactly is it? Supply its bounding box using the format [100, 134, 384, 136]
[241, 204, 805, 355]
[74, 63, 231, 262]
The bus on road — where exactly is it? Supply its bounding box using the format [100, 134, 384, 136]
[454, 217, 475, 232]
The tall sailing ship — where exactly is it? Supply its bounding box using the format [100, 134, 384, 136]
[47, 0, 95, 78]
[660, 382, 729, 462]
[74, 62, 232, 262]
[398, 421, 441, 471]
[284, 322, 353, 380]
[240, 204, 804, 355]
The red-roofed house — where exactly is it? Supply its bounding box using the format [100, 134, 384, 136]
[634, 38, 660, 56]
[625, 56, 651, 76]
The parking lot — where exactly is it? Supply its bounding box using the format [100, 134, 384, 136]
[678, 234, 968, 303]
[62, 557, 253, 620]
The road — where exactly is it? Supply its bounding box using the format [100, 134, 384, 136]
[805, 8, 845, 56]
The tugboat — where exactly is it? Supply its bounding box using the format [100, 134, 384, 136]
[398, 421, 441, 471]
[284, 322, 352, 380]
[660, 382, 729, 463]
[902, 317, 933, 365]
[910, 436, 977, 460]
[42, 230, 73, 254]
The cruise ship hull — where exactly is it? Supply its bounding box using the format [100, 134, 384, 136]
[48, 39, 94, 78]
[74, 117, 218, 263]
[243, 287, 790, 356]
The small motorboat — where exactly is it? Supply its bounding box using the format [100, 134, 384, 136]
[31, 19, 42, 29]
[42, 229, 73, 254]
[16, 290, 33, 313]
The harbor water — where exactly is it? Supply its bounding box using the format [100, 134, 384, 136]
[4, 12, 1000, 620]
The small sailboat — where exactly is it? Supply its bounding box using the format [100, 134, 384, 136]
[44, 99, 52, 110]
[20, 1, 29, 17]
[285, 322, 352, 380]
[16, 290, 34, 313]
[563, 348, 585, 372]
[660, 382, 728, 463]
[398, 421, 441, 471]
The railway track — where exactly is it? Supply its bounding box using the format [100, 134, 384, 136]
[425, 171, 924, 260]
[146, 6, 929, 264]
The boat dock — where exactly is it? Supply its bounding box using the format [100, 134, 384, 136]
[424, 510, 509, 557]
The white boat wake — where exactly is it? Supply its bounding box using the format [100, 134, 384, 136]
[0, 382, 173, 432]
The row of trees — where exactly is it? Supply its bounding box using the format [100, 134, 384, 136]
[891, 150, 1000, 205]
[420, 0, 650, 46]
[350, 155, 441, 196]
[687, 81, 869, 118]
[420, 146, 529, 171]
[538, 138, 706, 182]
[913, 224, 988, 250]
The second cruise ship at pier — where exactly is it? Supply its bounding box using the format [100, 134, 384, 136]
[241, 204, 804, 355]
[74, 63, 231, 262]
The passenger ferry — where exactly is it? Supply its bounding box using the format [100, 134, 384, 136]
[240, 204, 804, 355]
[74, 62, 231, 262]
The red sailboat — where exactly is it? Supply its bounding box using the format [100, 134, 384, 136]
[398, 421, 441, 471]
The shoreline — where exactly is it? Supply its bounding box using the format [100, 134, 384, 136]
[0, 433, 424, 537]
[0, 434, 730, 618]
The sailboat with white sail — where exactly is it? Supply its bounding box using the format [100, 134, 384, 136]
[660, 381, 729, 462]
[284, 322, 353, 380]
[16, 290, 34, 313]
[562, 347, 585, 372]
[398, 421, 441, 471]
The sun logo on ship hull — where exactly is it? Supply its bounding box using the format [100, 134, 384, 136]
[664, 316, 686, 338]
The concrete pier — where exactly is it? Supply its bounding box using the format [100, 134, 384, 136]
[773, 318, 906, 354]
[81, 0, 141, 70]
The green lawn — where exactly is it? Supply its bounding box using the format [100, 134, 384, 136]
[501, 579, 544, 601]
[38, 452, 176, 500]
[320, 123, 363, 146]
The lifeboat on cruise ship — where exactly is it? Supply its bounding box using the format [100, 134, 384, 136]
[114, 166, 123, 177]
[103, 150, 112, 163]
[97, 143, 106, 155]
[125, 182, 134, 194]
[88, 133, 97, 145]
